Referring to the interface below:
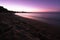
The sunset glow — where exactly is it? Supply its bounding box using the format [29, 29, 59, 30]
[0, 0, 60, 12]
[3, 5, 38, 12]
[0, 5, 46, 12]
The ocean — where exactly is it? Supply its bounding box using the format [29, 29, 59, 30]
[15, 12, 60, 26]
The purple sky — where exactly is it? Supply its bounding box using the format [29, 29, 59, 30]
[0, 0, 60, 12]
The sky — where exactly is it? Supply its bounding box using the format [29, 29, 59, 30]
[0, 0, 60, 12]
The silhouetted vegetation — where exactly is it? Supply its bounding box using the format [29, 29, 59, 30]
[0, 6, 8, 13]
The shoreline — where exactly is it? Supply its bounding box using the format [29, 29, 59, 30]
[0, 12, 60, 40]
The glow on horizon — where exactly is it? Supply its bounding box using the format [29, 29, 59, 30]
[0, 0, 60, 12]
[0, 4, 48, 12]
[6, 6, 47, 12]
[0, 5, 59, 12]
[0, 2, 59, 12]
[1, 5, 43, 12]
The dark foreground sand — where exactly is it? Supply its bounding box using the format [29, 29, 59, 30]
[0, 12, 60, 40]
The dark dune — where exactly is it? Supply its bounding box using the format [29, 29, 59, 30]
[0, 6, 60, 40]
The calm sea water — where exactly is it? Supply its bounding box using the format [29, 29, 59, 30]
[15, 12, 60, 26]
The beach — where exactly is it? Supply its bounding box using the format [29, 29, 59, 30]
[0, 12, 60, 40]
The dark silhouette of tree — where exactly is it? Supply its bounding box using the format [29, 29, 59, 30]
[0, 6, 8, 13]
